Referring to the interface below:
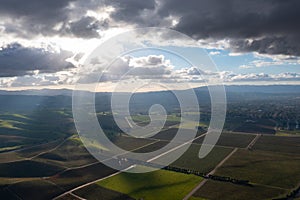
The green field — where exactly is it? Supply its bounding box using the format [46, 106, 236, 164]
[253, 135, 300, 154]
[95, 166, 203, 200]
[215, 149, 300, 189]
[193, 180, 288, 200]
[131, 114, 181, 127]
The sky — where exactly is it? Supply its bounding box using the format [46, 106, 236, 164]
[0, 0, 300, 91]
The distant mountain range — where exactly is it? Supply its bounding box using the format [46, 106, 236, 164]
[0, 85, 299, 112]
[0, 85, 299, 96]
[0, 89, 73, 96]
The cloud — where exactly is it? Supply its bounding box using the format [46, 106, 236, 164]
[0, 0, 73, 37]
[0, 0, 73, 21]
[129, 55, 166, 66]
[1, 67, 299, 88]
[0, 43, 75, 77]
[1, 0, 299, 57]
[103, 0, 300, 56]
[209, 51, 220, 56]
[106, 0, 160, 26]
[0, 0, 109, 38]
[176, 66, 205, 76]
[239, 57, 300, 69]
[229, 36, 300, 56]
[160, 0, 300, 56]
[74, 54, 174, 84]
[219, 71, 300, 82]
[239, 65, 253, 69]
[228, 52, 244, 56]
[104, 55, 173, 80]
[79, 54, 300, 85]
[62, 16, 107, 38]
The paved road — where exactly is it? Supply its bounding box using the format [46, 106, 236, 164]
[247, 134, 261, 150]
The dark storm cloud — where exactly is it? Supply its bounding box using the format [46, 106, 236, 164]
[1, 0, 300, 56]
[229, 36, 300, 56]
[0, 0, 106, 38]
[105, 0, 160, 26]
[64, 16, 108, 38]
[155, 0, 300, 56]
[105, 0, 300, 56]
[0, 0, 73, 21]
[0, 43, 74, 77]
[108, 0, 155, 22]
[0, 0, 73, 36]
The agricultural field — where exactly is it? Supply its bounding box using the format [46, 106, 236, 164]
[232, 119, 276, 134]
[253, 135, 300, 154]
[150, 128, 204, 141]
[276, 129, 300, 136]
[74, 184, 134, 200]
[194, 132, 256, 148]
[133, 140, 169, 153]
[49, 162, 117, 191]
[91, 166, 203, 200]
[214, 149, 300, 189]
[193, 180, 288, 200]
[0, 110, 73, 152]
[3, 161, 118, 200]
[0, 160, 64, 178]
[16, 139, 64, 158]
[7, 179, 64, 200]
[188, 197, 208, 200]
[112, 135, 155, 151]
[35, 136, 98, 168]
[170, 144, 233, 173]
[131, 114, 181, 127]
[0, 87, 299, 200]
[57, 193, 83, 200]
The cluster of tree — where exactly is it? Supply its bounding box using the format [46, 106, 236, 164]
[163, 166, 206, 177]
[274, 186, 300, 200]
[163, 166, 251, 186]
[206, 174, 251, 186]
[125, 159, 252, 187]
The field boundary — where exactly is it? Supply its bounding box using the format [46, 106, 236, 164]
[183, 147, 238, 200]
